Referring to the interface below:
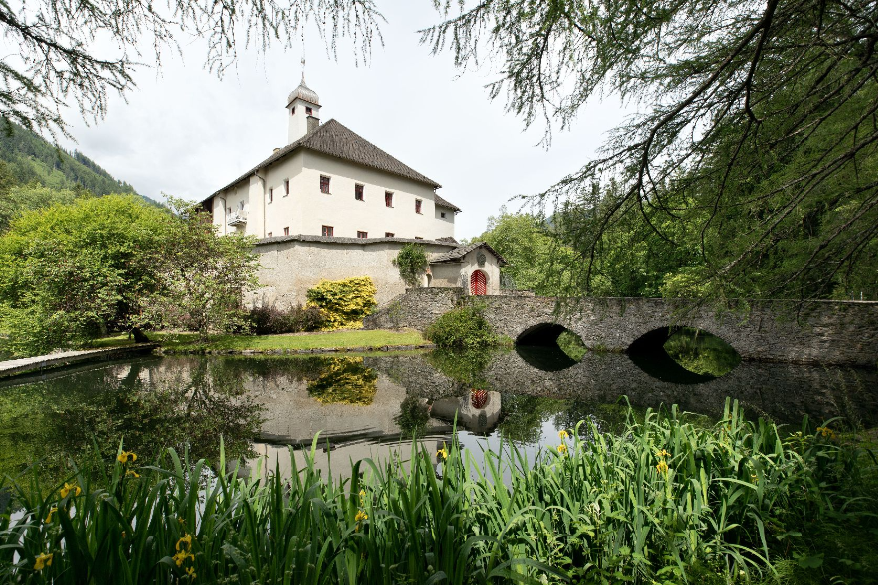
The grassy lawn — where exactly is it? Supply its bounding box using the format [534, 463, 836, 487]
[88, 329, 427, 353]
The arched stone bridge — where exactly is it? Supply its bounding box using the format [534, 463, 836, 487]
[364, 288, 878, 366]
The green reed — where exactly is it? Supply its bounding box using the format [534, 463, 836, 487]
[0, 399, 872, 584]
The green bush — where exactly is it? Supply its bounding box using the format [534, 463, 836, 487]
[392, 243, 428, 287]
[306, 276, 377, 329]
[248, 303, 327, 335]
[424, 304, 500, 349]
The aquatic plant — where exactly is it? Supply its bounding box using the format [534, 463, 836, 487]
[0, 400, 874, 584]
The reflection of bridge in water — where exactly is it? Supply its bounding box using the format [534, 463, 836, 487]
[368, 352, 878, 428]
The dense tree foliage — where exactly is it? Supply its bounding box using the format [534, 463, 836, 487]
[0, 0, 382, 135]
[0, 195, 172, 355]
[476, 208, 574, 295]
[425, 0, 878, 300]
[392, 243, 429, 288]
[0, 195, 259, 355]
[140, 198, 259, 342]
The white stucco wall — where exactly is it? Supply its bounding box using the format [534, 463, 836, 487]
[210, 144, 456, 241]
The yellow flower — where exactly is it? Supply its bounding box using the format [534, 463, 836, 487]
[558, 429, 569, 440]
[655, 449, 670, 458]
[176, 534, 193, 553]
[355, 510, 368, 522]
[126, 469, 140, 478]
[117, 450, 138, 464]
[656, 460, 669, 474]
[34, 553, 53, 571]
[173, 551, 194, 567]
[178, 517, 186, 525]
[557, 444, 568, 455]
[44, 506, 57, 524]
[186, 566, 197, 579]
[436, 447, 448, 460]
[60, 482, 81, 498]
[816, 426, 836, 439]
[359, 489, 366, 498]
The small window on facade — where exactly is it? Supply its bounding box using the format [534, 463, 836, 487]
[290, 107, 295, 115]
[414, 236, 423, 240]
[268, 188, 273, 203]
[385, 191, 393, 207]
[415, 199, 422, 214]
[284, 227, 289, 236]
[267, 232, 272, 237]
[227, 207, 232, 214]
[357, 231, 368, 239]
[322, 225, 334, 237]
[355, 184, 364, 201]
[320, 175, 331, 194]
[441, 212, 446, 219]
[284, 179, 290, 196]
[385, 232, 395, 238]
[306, 106, 313, 115]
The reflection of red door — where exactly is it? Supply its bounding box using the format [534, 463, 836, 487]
[470, 270, 487, 295]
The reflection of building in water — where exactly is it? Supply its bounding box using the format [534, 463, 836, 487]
[430, 390, 501, 434]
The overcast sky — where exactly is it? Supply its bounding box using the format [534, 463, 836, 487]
[58, 1, 627, 240]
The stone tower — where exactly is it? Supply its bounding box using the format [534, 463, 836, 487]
[287, 76, 321, 144]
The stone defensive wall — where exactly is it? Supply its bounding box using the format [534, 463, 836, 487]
[365, 289, 878, 366]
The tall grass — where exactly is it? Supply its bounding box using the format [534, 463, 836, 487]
[0, 399, 873, 584]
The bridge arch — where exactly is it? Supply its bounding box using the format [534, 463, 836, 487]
[515, 322, 586, 372]
[626, 325, 741, 383]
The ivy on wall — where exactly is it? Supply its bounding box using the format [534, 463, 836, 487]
[306, 276, 377, 329]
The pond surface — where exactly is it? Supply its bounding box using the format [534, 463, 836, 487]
[1, 340, 876, 485]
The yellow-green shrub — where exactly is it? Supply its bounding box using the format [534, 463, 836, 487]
[306, 276, 377, 329]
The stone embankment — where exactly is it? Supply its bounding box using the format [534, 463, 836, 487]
[0, 344, 158, 379]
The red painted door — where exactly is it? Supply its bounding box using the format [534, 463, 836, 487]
[470, 270, 487, 295]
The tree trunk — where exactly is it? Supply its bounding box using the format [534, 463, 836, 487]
[131, 327, 150, 343]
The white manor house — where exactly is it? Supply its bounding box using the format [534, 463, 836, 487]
[202, 77, 505, 307]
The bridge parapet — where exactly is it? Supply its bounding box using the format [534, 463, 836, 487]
[366, 290, 878, 366]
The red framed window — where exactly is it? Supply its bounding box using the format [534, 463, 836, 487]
[268, 188, 273, 203]
[415, 199, 422, 214]
[355, 184, 364, 201]
[283, 227, 289, 236]
[306, 106, 313, 115]
[470, 270, 487, 296]
[385, 232, 395, 237]
[385, 192, 393, 207]
[357, 231, 368, 238]
[320, 175, 330, 194]
[284, 179, 290, 196]
[322, 225, 334, 237]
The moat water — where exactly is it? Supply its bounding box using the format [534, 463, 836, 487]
[1, 335, 876, 484]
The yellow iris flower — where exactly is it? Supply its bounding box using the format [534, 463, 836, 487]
[436, 447, 448, 460]
[186, 566, 197, 579]
[176, 534, 193, 553]
[656, 460, 669, 474]
[655, 449, 670, 458]
[44, 506, 57, 524]
[557, 444, 568, 455]
[34, 553, 53, 571]
[59, 482, 81, 498]
[117, 450, 138, 464]
[355, 510, 368, 522]
[558, 429, 569, 440]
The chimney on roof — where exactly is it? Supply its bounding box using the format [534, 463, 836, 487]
[307, 115, 320, 133]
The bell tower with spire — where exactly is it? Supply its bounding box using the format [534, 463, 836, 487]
[287, 70, 321, 144]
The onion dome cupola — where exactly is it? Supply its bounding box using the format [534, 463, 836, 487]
[287, 75, 322, 144]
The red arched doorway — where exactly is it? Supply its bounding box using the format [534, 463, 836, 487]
[470, 270, 487, 295]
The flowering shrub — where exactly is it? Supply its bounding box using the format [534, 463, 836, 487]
[306, 276, 377, 329]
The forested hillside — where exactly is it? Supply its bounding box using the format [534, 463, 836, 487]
[0, 123, 146, 200]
